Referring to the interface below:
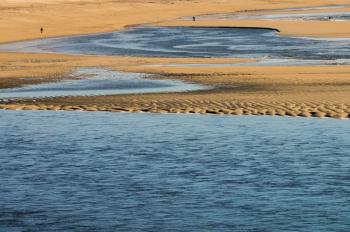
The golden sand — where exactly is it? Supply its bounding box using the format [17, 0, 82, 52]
[1, 0, 350, 119]
[1, 0, 350, 43]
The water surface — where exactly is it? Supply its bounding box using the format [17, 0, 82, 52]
[1, 111, 350, 231]
[1, 27, 350, 65]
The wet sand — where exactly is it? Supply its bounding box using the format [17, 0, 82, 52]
[1, 0, 350, 119]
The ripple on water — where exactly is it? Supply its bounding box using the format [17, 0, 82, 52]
[0, 111, 350, 231]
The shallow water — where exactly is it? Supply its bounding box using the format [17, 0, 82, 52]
[2, 27, 350, 65]
[1, 110, 350, 231]
[0, 68, 207, 99]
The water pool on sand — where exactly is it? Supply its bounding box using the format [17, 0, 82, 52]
[0, 68, 208, 99]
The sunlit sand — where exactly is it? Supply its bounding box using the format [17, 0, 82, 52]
[1, 0, 350, 119]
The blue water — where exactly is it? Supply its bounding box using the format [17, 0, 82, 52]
[1, 110, 350, 231]
[2, 27, 350, 65]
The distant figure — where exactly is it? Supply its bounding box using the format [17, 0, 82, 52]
[193, 16, 196, 22]
[40, 27, 44, 34]
[328, 16, 332, 20]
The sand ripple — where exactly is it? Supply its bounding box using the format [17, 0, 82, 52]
[1, 99, 350, 119]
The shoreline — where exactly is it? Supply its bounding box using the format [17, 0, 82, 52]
[157, 20, 350, 39]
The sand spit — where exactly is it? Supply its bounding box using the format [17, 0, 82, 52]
[158, 20, 350, 39]
[1, 52, 350, 119]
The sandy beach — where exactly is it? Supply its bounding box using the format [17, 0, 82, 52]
[1, 0, 350, 119]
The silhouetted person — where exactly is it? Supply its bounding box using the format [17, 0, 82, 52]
[40, 27, 44, 34]
[193, 16, 196, 21]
